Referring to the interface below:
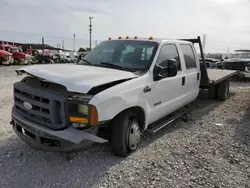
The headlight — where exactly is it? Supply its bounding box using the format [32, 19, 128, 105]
[78, 104, 88, 115]
[67, 100, 98, 126]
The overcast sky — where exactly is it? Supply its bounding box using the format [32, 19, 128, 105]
[1, 0, 250, 53]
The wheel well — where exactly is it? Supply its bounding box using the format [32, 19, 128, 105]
[116, 106, 146, 130]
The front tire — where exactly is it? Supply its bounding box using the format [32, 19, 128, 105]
[111, 110, 141, 157]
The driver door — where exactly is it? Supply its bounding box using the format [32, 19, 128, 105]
[148, 43, 185, 124]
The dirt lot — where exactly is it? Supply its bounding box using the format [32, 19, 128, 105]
[0, 65, 249, 188]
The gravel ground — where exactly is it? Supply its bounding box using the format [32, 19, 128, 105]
[0, 65, 249, 188]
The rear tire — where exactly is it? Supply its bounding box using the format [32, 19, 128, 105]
[216, 80, 229, 101]
[111, 110, 141, 157]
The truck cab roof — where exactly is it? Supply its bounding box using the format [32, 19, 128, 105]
[107, 37, 193, 45]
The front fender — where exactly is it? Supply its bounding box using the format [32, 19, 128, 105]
[89, 92, 149, 126]
[88, 72, 152, 128]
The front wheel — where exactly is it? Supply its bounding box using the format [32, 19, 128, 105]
[111, 110, 141, 157]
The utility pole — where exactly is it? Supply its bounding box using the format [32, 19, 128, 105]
[227, 47, 230, 58]
[95, 40, 97, 46]
[62, 40, 64, 50]
[202, 34, 206, 54]
[42, 37, 44, 54]
[73, 33, 75, 52]
[89, 16, 93, 50]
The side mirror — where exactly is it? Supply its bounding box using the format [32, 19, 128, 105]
[153, 59, 178, 81]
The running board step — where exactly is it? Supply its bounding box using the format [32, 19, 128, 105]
[147, 105, 192, 133]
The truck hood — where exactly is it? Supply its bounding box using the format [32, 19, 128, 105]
[0, 50, 12, 56]
[16, 64, 138, 93]
[13, 52, 26, 55]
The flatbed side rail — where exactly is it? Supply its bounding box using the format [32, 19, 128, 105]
[178, 36, 212, 88]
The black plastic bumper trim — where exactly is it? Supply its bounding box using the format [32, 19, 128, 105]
[12, 109, 108, 144]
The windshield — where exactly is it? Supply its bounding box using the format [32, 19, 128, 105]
[11, 48, 22, 53]
[78, 40, 158, 72]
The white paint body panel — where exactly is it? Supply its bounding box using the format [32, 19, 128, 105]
[18, 39, 201, 130]
[89, 40, 201, 129]
[17, 64, 138, 93]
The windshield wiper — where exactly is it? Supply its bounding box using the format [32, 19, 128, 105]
[100, 62, 121, 67]
[100, 62, 142, 72]
[100, 62, 126, 69]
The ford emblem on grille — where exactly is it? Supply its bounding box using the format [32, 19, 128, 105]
[23, 102, 32, 110]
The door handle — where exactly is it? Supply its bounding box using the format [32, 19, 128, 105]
[182, 76, 185, 86]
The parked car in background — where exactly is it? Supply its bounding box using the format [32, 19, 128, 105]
[33, 50, 54, 64]
[66, 55, 73, 63]
[204, 58, 220, 69]
[0, 50, 14, 65]
[0, 45, 33, 65]
[219, 52, 250, 78]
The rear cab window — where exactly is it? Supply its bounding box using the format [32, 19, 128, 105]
[180, 44, 197, 69]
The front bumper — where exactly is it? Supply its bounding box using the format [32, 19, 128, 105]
[12, 109, 108, 152]
[19, 59, 33, 65]
[2, 59, 14, 65]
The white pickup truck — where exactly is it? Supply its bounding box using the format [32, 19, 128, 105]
[11, 36, 236, 157]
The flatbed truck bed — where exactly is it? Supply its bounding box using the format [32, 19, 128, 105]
[206, 69, 237, 86]
[181, 37, 237, 89]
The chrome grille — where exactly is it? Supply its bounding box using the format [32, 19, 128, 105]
[13, 82, 67, 130]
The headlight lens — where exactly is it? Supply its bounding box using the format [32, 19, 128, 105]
[78, 104, 88, 115]
[67, 100, 98, 126]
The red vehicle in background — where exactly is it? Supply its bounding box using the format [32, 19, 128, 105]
[0, 44, 33, 65]
[0, 50, 14, 65]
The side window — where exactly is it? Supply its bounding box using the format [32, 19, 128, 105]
[180, 44, 197, 69]
[156, 44, 181, 70]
